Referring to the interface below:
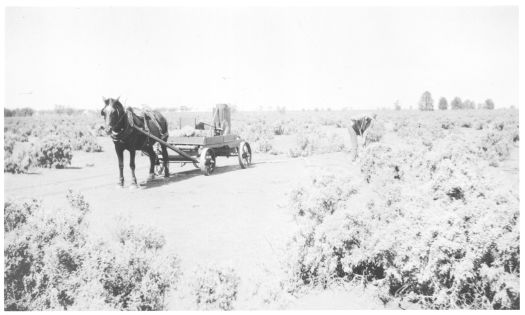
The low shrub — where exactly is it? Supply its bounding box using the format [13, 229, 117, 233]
[285, 133, 520, 309]
[71, 135, 102, 152]
[440, 118, 456, 130]
[4, 133, 28, 155]
[4, 199, 40, 232]
[4, 145, 35, 174]
[364, 120, 386, 145]
[34, 137, 73, 169]
[191, 265, 240, 310]
[478, 131, 511, 166]
[4, 191, 180, 311]
[273, 122, 285, 135]
[288, 130, 345, 158]
[256, 138, 273, 153]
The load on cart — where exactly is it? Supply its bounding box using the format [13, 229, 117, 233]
[152, 104, 252, 176]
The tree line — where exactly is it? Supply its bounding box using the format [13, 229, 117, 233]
[417, 91, 495, 111]
[4, 105, 86, 117]
[4, 107, 35, 117]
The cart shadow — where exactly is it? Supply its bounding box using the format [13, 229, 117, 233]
[140, 164, 249, 189]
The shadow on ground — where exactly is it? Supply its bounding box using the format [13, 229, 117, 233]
[140, 164, 253, 189]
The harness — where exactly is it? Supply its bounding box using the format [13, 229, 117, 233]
[110, 107, 168, 146]
[110, 107, 133, 142]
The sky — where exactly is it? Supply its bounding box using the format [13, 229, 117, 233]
[5, 6, 519, 111]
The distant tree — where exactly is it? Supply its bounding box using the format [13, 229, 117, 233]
[438, 97, 448, 110]
[484, 98, 495, 110]
[418, 91, 434, 111]
[394, 100, 401, 111]
[5, 107, 35, 117]
[451, 97, 463, 110]
[463, 99, 475, 110]
[54, 105, 80, 115]
[4, 108, 14, 117]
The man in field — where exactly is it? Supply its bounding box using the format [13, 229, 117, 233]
[348, 114, 376, 160]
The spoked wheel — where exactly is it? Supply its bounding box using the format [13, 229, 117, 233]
[199, 148, 216, 176]
[154, 164, 163, 176]
[154, 160, 165, 176]
[238, 141, 252, 169]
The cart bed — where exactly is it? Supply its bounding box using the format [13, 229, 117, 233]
[168, 134, 240, 146]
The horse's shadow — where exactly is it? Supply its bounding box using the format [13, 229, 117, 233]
[139, 164, 248, 189]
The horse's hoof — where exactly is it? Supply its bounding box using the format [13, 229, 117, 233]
[129, 183, 139, 190]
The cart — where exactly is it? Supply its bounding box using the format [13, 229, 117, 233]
[153, 133, 252, 176]
[131, 104, 252, 176]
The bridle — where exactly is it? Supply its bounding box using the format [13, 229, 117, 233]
[104, 102, 131, 142]
[105, 102, 126, 133]
[113, 105, 127, 131]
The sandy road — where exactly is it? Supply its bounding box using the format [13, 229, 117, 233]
[4, 137, 356, 291]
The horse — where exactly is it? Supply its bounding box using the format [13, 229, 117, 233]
[101, 97, 170, 188]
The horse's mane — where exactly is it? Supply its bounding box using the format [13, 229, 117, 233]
[112, 99, 125, 114]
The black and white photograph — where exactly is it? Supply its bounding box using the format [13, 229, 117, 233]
[2, 0, 522, 311]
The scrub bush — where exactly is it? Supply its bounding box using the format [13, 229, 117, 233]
[191, 265, 240, 310]
[33, 137, 73, 169]
[4, 146, 35, 174]
[364, 120, 386, 145]
[288, 129, 346, 158]
[285, 126, 520, 309]
[4, 191, 180, 311]
[71, 134, 102, 152]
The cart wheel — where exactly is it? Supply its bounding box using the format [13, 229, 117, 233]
[199, 148, 216, 176]
[238, 141, 252, 169]
[154, 164, 165, 176]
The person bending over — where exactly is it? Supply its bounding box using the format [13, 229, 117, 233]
[348, 114, 376, 160]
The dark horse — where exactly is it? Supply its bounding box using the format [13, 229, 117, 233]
[101, 97, 170, 187]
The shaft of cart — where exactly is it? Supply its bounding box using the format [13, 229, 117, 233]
[131, 125, 200, 163]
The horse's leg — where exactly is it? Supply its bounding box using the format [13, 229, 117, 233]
[161, 144, 170, 178]
[129, 149, 139, 188]
[145, 146, 156, 182]
[115, 144, 124, 187]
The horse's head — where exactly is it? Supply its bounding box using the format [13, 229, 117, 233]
[101, 96, 124, 134]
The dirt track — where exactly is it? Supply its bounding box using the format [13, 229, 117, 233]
[4, 137, 361, 306]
